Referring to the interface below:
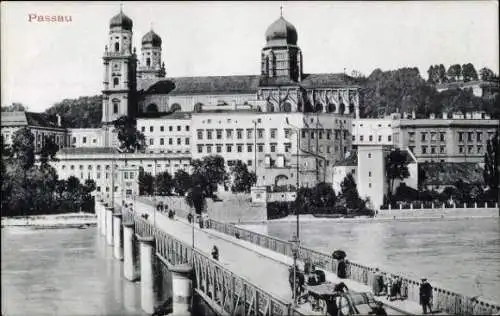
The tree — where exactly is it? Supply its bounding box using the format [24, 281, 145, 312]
[44, 95, 102, 128]
[230, 160, 257, 193]
[437, 64, 447, 83]
[185, 185, 206, 215]
[173, 169, 192, 196]
[155, 171, 174, 196]
[11, 127, 35, 171]
[483, 132, 499, 201]
[39, 135, 59, 164]
[385, 148, 410, 201]
[339, 173, 364, 210]
[113, 115, 146, 153]
[479, 67, 496, 81]
[427, 65, 437, 84]
[311, 182, 336, 212]
[191, 155, 228, 197]
[447, 64, 462, 82]
[462, 63, 478, 82]
[293, 187, 313, 215]
[138, 169, 154, 196]
[1, 102, 27, 112]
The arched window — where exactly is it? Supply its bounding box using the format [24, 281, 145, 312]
[283, 102, 292, 113]
[112, 98, 120, 114]
[113, 77, 119, 87]
[170, 103, 181, 112]
[338, 103, 346, 114]
[114, 42, 120, 52]
[328, 103, 336, 113]
[314, 103, 323, 113]
[193, 103, 203, 113]
[146, 103, 158, 113]
[348, 103, 355, 114]
[274, 175, 289, 187]
[146, 58, 151, 67]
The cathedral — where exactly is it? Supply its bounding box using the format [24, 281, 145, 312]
[101, 9, 360, 131]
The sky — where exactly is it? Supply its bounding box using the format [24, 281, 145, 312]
[1, 1, 498, 113]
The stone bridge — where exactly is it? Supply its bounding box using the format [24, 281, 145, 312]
[94, 197, 500, 316]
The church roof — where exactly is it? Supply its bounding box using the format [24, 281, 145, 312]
[110, 11, 133, 31]
[137, 111, 192, 120]
[138, 73, 358, 96]
[265, 16, 298, 47]
[139, 75, 261, 95]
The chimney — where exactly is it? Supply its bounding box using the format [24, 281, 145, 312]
[56, 114, 61, 127]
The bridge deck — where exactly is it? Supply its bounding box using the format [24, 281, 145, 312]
[131, 198, 428, 315]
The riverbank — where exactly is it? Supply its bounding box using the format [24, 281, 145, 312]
[264, 210, 498, 224]
[1, 213, 97, 229]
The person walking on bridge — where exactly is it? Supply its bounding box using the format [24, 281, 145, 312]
[419, 278, 433, 314]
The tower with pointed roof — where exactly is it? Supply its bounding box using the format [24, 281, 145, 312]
[138, 28, 166, 79]
[261, 10, 303, 82]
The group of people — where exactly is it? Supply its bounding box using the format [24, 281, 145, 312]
[373, 268, 434, 314]
[372, 269, 407, 301]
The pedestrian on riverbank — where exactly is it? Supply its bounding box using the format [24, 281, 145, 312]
[419, 278, 433, 314]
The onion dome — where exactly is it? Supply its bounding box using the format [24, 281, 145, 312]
[142, 30, 162, 47]
[110, 10, 133, 31]
[265, 16, 298, 46]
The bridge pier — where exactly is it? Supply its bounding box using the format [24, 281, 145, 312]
[100, 202, 107, 236]
[170, 264, 193, 316]
[106, 206, 114, 246]
[138, 235, 156, 315]
[113, 213, 123, 260]
[123, 222, 137, 281]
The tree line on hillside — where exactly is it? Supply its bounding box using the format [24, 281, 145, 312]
[1, 128, 96, 217]
[4, 64, 496, 128]
[357, 65, 499, 119]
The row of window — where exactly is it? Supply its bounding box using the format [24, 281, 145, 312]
[196, 128, 347, 141]
[195, 143, 340, 155]
[409, 131, 494, 143]
[457, 131, 493, 142]
[148, 137, 190, 146]
[72, 137, 98, 144]
[353, 135, 392, 142]
[408, 145, 484, 155]
[141, 125, 190, 133]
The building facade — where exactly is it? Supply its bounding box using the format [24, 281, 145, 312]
[1, 111, 68, 153]
[393, 113, 499, 163]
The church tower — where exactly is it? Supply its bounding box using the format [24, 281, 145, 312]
[101, 9, 137, 146]
[137, 29, 166, 79]
[261, 11, 303, 82]
[102, 9, 137, 124]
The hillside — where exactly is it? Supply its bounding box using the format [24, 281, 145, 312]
[44, 95, 102, 128]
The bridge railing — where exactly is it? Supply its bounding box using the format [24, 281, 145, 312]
[206, 218, 500, 315]
[124, 207, 300, 316]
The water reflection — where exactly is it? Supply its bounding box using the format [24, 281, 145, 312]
[252, 217, 500, 302]
[1, 227, 146, 315]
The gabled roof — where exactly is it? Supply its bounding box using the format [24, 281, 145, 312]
[1, 111, 63, 129]
[300, 73, 359, 89]
[59, 147, 118, 155]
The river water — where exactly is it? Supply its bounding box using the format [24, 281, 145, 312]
[1, 226, 147, 316]
[244, 217, 500, 303]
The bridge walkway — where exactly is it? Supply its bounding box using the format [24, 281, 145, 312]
[128, 198, 429, 315]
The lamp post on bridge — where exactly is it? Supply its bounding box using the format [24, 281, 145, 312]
[285, 117, 301, 308]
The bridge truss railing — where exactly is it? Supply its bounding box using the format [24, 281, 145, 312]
[123, 207, 300, 316]
[206, 218, 500, 315]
